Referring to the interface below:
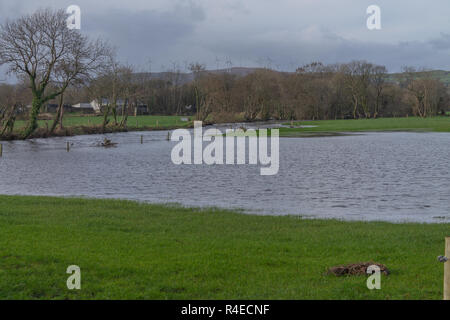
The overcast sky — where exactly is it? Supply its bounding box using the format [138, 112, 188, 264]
[1, 0, 450, 81]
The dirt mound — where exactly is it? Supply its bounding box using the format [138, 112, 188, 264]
[327, 262, 390, 276]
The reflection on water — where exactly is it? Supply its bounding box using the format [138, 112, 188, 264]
[0, 128, 449, 223]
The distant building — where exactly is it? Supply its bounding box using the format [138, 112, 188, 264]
[72, 102, 95, 114]
[43, 104, 58, 113]
[133, 104, 148, 116]
[90, 99, 107, 113]
[90, 99, 148, 115]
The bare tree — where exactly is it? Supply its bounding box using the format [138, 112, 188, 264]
[118, 64, 136, 129]
[0, 8, 109, 138]
[189, 62, 212, 121]
[0, 80, 29, 137]
[371, 65, 387, 118]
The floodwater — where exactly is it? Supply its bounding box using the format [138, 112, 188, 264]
[0, 126, 449, 223]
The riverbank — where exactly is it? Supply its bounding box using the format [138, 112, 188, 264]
[2, 116, 449, 140]
[0, 195, 447, 299]
[280, 117, 450, 137]
[0, 115, 194, 140]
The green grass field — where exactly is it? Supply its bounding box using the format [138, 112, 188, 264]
[13, 115, 192, 132]
[9, 115, 450, 139]
[0, 195, 448, 300]
[281, 117, 450, 137]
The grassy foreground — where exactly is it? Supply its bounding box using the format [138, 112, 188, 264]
[0, 195, 448, 300]
[281, 117, 450, 137]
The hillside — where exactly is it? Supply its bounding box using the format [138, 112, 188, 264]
[133, 67, 263, 85]
[386, 70, 450, 87]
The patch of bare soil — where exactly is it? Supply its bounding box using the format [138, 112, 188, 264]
[327, 262, 390, 276]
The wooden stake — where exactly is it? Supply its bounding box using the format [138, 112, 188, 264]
[141, 135, 143, 144]
[445, 237, 450, 300]
[66, 142, 70, 152]
[167, 132, 170, 141]
[0, 143, 2, 157]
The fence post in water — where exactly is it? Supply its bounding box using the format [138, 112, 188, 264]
[141, 135, 143, 144]
[167, 132, 170, 141]
[445, 237, 450, 300]
[0, 143, 2, 157]
[66, 142, 70, 152]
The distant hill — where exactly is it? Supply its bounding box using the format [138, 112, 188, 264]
[133, 67, 264, 85]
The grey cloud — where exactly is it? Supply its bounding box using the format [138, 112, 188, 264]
[82, 3, 206, 68]
[429, 33, 450, 50]
[1, 0, 450, 79]
[198, 26, 450, 72]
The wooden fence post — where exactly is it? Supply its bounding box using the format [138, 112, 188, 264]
[66, 142, 70, 152]
[141, 135, 143, 144]
[0, 143, 2, 157]
[445, 237, 450, 300]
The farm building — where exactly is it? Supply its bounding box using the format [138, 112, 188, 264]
[72, 103, 95, 114]
[42, 104, 74, 113]
[90, 99, 148, 115]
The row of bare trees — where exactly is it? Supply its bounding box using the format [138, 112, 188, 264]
[149, 61, 448, 122]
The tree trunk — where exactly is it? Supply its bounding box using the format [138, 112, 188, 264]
[23, 96, 42, 138]
[120, 99, 129, 128]
[352, 96, 358, 119]
[102, 105, 111, 133]
[59, 101, 65, 130]
[50, 93, 64, 134]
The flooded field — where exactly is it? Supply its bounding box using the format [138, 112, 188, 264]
[0, 128, 449, 223]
